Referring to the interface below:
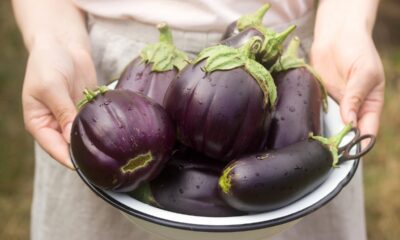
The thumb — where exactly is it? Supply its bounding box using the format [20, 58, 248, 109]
[340, 72, 376, 127]
[45, 90, 78, 143]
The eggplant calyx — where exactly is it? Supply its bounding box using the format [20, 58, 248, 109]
[259, 25, 296, 66]
[309, 123, 353, 167]
[193, 37, 277, 106]
[77, 85, 110, 109]
[236, 4, 271, 31]
[140, 23, 189, 72]
[219, 165, 234, 194]
[270, 36, 329, 111]
[121, 151, 153, 174]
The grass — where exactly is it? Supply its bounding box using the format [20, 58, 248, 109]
[0, 1, 399, 239]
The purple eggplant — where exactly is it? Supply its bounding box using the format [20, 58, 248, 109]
[221, 4, 270, 40]
[164, 37, 276, 160]
[132, 149, 243, 217]
[115, 23, 188, 105]
[70, 87, 175, 192]
[219, 124, 358, 213]
[220, 27, 264, 48]
[220, 5, 296, 68]
[267, 37, 328, 149]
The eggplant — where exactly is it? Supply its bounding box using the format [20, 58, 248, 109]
[132, 149, 243, 217]
[222, 26, 295, 69]
[221, 4, 270, 40]
[115, 23, 188, 105]
[218, 124, 357, 213]
[220, 5, 296, 68]
[220, 27, 264, 48]
[70, 87, 175, 192]
[267, 37, 328, 149]
[164, 37, 276, 160]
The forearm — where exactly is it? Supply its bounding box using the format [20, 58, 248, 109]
[314, 0, 380, 42]
[12, 0, 90, 52]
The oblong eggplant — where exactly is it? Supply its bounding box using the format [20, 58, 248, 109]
[133, 149, 243, 217]
[164, 37, 276, 160]
[115, 23, 188, 105]
[70, 87, 175, 192]
[219, 124, 354, 213]
[267, 37, 328, 149]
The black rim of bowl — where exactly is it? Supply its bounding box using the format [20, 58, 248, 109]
[70, 145, 360, 233]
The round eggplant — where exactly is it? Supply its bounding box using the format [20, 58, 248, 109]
[132, 149, 243, 217]
[267, 37, 328, 149]
[115, 23, 188, 105]
[70, 87, 175, 192]
[164, 37, 276, 160]
[219, 124, 358, 213]
[220, 4, 270, 40]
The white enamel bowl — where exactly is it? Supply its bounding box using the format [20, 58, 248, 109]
[72, 83, 360, 240]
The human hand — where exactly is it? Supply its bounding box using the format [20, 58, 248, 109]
[311, 27, 385, 137]
[22, 35, 97, 169]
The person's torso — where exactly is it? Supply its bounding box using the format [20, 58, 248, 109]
[74, 0, 315, 32]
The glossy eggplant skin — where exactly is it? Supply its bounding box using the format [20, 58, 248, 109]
[220, 27, 264, 48]
[71, 90, 175, 192]
[149, 149, 243, 217]
[267, 67, 322, 149]
[164, 61, 271, 161]
[115, 58, 178, 106]
[220, 140, 332, 213]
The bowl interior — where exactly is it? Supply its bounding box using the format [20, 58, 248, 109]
[72, 83, 359, 231]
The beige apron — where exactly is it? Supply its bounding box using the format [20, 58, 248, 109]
[31, 11, 367, 240]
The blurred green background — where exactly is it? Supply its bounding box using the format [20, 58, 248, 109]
[0, 1, 399, 239]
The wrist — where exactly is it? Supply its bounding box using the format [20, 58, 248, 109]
[29, 31, 91, 54]
[314, 0, 378, 42]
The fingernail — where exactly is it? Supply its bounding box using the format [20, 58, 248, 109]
[348, 111, 357, 126]
[66, 156, 76, 170]
[64, 122, 72, 144]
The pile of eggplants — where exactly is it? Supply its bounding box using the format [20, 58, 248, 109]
[70, 6, 375, 217]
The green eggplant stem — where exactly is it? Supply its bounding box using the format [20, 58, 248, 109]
[237, 4, 271, 31]
[310, 123, 353, 167]
[140, 23, 188, 72]
[77, 86, 109, 109]
[284, 36, 301, 59]
[157, 22, 173, 44]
